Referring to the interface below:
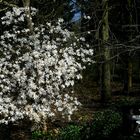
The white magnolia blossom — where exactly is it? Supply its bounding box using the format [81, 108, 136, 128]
[83, 15, 91, 20]
[0, 7, 94, 124]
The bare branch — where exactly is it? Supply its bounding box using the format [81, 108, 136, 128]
[0, 0, 18, 7]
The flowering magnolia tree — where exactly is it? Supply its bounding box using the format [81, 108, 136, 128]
[0, 7, 94, 124]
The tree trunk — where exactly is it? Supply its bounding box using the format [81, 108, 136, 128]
[123, 0, 133, 94]
[100, 0, 111, 102]
[127, 0, 133, 92]
[123, 59, 132, 94]
[22, 0, 34, 33]
[128, 60, 132, 88]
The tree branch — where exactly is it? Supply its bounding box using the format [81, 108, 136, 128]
[0, 0, 18, 8]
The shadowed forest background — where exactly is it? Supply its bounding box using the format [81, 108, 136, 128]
[0, 0, 140, 140]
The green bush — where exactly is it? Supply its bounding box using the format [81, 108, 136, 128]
[31, 110, 123, 140]
[58, 125, 82, 140]
[32, 130, 56, 140]
[113, 97, 140, 108]
[84, 109, 122, 140]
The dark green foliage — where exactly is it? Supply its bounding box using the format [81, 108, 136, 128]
[110, 98, 140, 136]
[57, 109, 123, 140]
[32, 130, 56, 140]
[58, 125, 82, 140]
[32, 131, 46, 140]
[83, 109, 122, 140]
[30, 109, 140, 140]
[111, 97, 140, 109]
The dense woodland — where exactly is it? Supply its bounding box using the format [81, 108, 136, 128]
[0, 0, 140, 140]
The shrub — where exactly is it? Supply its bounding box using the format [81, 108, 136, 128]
[58, 125, 82, 140]
[84, 109, 122, 140]
[112, 97, 140, 108]
[32, 130, 56, 140]
[0, 7, 94, 124]
[31, 109, 123, 140]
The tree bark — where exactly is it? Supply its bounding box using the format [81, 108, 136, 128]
[123, 0, 133, 94]
[123, 59, 132, 94]
[128, 60, 132, 88]
[22, 0, 34, 33]
[100, 0, 111, 102]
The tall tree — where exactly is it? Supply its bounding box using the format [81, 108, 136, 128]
[100, 0, 111, 101]
[124, 0, 134, 94]
[76, 0, 111, 101]
[123, 0, 136, 94]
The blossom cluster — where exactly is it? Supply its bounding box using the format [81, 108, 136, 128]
[0, 7, 94, 124]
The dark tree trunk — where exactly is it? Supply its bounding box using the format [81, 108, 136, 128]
[100, 0, 111, 102]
